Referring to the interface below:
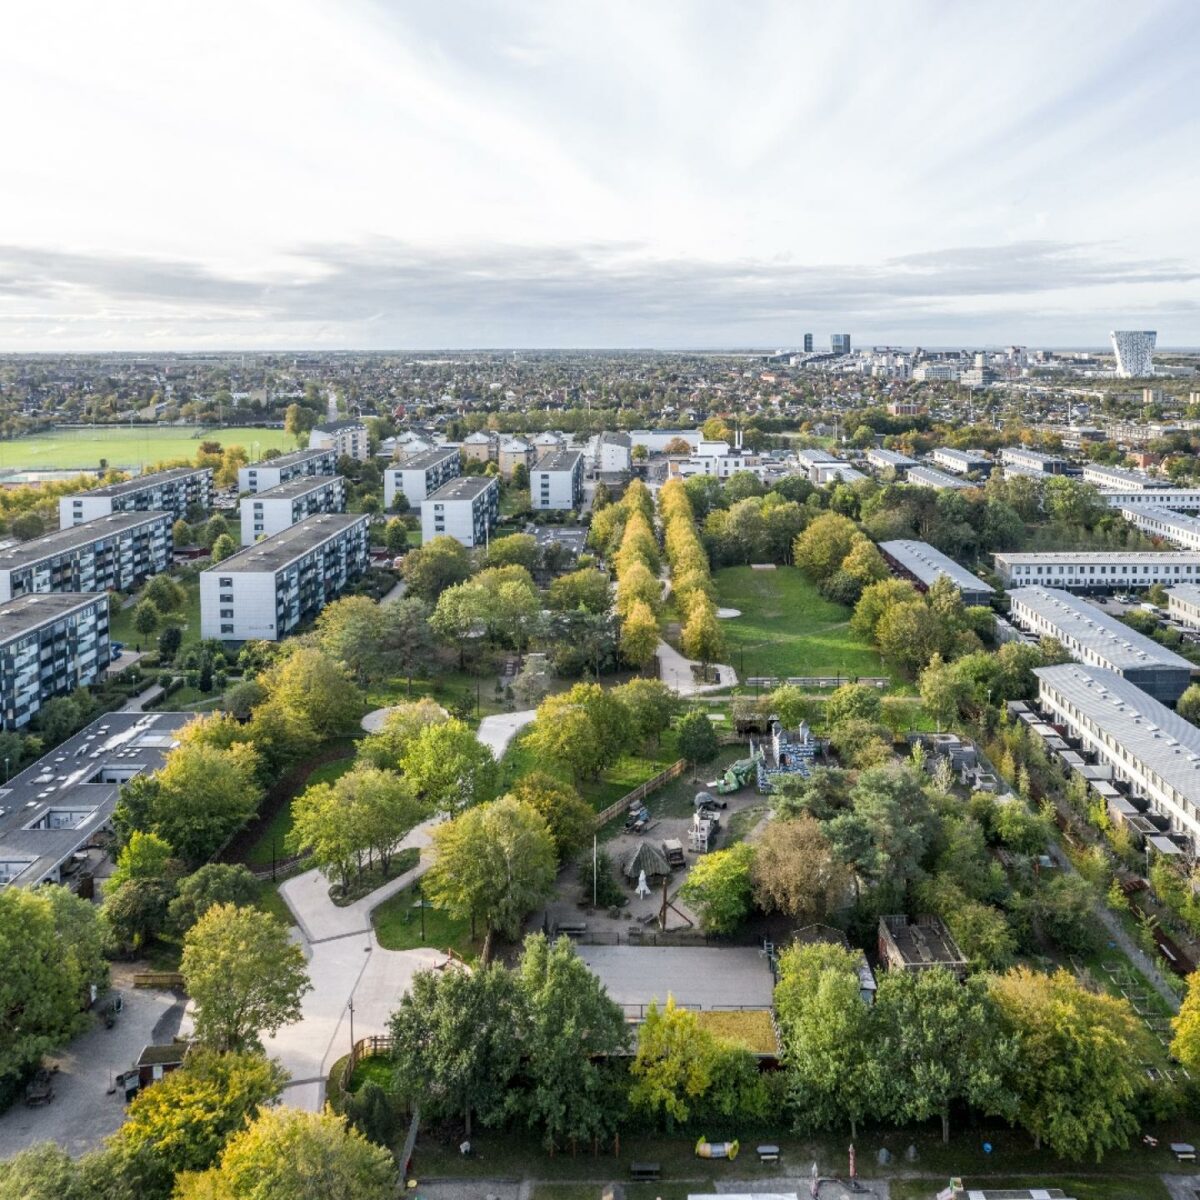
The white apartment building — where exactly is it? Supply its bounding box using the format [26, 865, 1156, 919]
[201, 513, 370, 641]
[1122, 506, 1200, 552]
[1000, 447, 1076, 477]
[0, 512, 172, 603]
[309, 419, 369, 462]
[421, 477, 500, 548]
[239, 474, 346, 545]
[237, 448, 338, 493]
[931, 448, 992, 475]
[383, 448, 461, 509]
[995, 551, 1200, 591]
[1099, 488, 1200, 512]
[1110, 330, 1156, 378]
[1034, 663, 1200, 851]
[1082, 464, 1170, 492]
[0, 593, 110, 730]
[530, 449, 585, 511]
[865, 447, 917, 474]
[905, 466, 973, 491]
[59, 466, 212, 528]
[596, 431, 633, 473]
[1168, 585, 1200, 629]
[671, 454, 754, 480]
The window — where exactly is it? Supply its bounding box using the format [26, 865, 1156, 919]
[219, 577, 233, 587]
[220, 593, 233, 603]
[220, 609, 233, 619]
[221, 623, 234, 634]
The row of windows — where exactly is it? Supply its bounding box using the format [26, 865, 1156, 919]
[1012, 563, 1198, 575]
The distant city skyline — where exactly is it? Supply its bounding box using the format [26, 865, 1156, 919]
[0, 0, 1197, 351]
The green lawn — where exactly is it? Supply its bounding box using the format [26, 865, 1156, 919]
[109, 573, 203, 651]
[372, 877, 483, 959]
[714, 565, 891, 681]
[0, 425, 296, 471]
[243, 755, 357, 867]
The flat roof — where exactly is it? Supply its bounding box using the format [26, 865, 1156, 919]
[1170, 584, 1200, 606]
[1002, 447, 1069, 464]
[934, 447, 990, 462]
[1035, 663, 1200, 802]
[314, 418, 364, 432]
[204, 513, 367, 574]
[1084, 464, 1170, 489]
[0, 593, 104, 643]
[244, 474, 344, 501]
[575, 944, 774, 1010]
[0, 511, 170, 572]
[906, 465, 972, 489]
[879, 539, 990, 595]
[996, 550, 1200, 565]
[533, 448, 584, 473]
[1123, 507, 1200, 541]
[247, 448, 334, 470]
[78, 466, 209, 498]
[426, 476, 497, 503]
[391, 447, 458, 471]
[1010, 586, 1192, 672]
[867, 448, 917, 465]
[0, 712, 191, 888]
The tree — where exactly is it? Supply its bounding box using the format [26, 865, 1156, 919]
[181, 904, 311, 1053]
[390, 964, 525, 1136]
[989, 967, 1151, 1160]
[1179, 683, 1200, 725]
[210, 533, 236, 564]
[873, 968, 1007, 1143]
[774, 942, 876, 1137]
[356, 697, 448, 769]
[751, 816, 848, 923]
[157, 623, 183, 661]
[919, 652, 972, 727]
[400, 534, 472, 602]
[102, 877, 175, 954]
[1171, 970, 1200, 1072]
[548, 567, 610, 615]
[681, 596, 725, 665]
[108, 829, 178, 893]
[825, 682, 883, 728]
[383, 517, 408, 556]
[172, 517, 193, 547]
[168, 863, 259, 935]
[517, 934, 629, 1149]
[145, 574, 186, 612]
[316, 595, 435, 688]
[876, 599, 943, 675]
[793, 511, 859, 581]
[629, 997, 717, 1128]
[525, 683, 631, 781]
[486, 532, 538, 571]
[424, 797, 556, 951]
[0, 887, 107, 1082]
[508, 772, 595, 862]
[400, 718, 497, 812]
[174, 1106, 394, 1200]
[848, 764, 938, 888]
[678, 843, 755, 934]
[851, 576, 922, 642]
[133, 599, 160, 637]
[114, 1050, 287, 1188]
[0, 1144, 85, 1200]
[259, 647, 363, 739]
[284, 402, 317, 445]
[620, 599, 660, 670]
[676, 707, 719, 768]
[612, 678, 681, 747]
[10, 512, 45, 540]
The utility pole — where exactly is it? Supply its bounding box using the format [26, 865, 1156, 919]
[348, 997, 355, 1061]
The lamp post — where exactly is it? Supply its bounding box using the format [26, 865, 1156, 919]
[415, 878, 425, 942]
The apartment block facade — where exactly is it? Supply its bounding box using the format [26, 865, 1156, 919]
[420, 477, 499, 547]
[59, 466, 213, 528]
[237, 448, 338, 493]
[383, 448, 461, 508]
[239, 475, 346, 545]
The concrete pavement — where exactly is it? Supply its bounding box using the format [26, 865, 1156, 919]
[475, 710, 536, 759]
[656, 639, 737, 696]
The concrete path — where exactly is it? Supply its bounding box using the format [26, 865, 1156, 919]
[656, 639, 737, 696]
[476, 710, 536, 758]
[120, 683, 165, 712]
[379, 578, 407, 604]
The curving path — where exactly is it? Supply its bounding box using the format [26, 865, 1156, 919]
[656, 639, 737, 696]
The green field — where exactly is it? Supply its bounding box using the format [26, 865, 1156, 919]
[0, 425, 296, 471]
[714, 565, 890, 681]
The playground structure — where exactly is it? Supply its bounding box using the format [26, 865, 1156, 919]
[710, 756, 759, 794]
[751, 721, 818, 792]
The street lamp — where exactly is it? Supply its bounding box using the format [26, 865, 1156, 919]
[415, 878, 425, 942]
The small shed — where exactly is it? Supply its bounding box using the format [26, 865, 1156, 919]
[623, 841, 671, 881]
[135, 1041, 191, 1087]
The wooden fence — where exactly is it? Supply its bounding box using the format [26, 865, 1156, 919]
[338, 1034, 394, 1097]
[132, 971, 184, 989]
[593, 759, 687, 828]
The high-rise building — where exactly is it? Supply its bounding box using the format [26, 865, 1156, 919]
[1110, 330, 1157, 377]
[802, 333, 813, 353]
[831, 333, 851, 354]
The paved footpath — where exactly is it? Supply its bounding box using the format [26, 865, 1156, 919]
[475, 710, 536, 759]
[656, 639, 737, 696]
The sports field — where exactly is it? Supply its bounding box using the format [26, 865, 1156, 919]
[0, 425, 296, 471]
[714, 564, 891, 681]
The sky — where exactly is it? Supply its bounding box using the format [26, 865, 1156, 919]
[0, 0, 1198, 351]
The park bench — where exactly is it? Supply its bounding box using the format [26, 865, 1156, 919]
[757, 1144, 780, 1164]
[1171, 1142, 1196, 1162]
[629, 1162, 660, 1181]
[554, 921, 588, 938]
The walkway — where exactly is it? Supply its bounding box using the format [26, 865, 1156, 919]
[476, 710, 536, 758]
[656, 639, 737, 696]
[379, 578, 407, 604]
[120, 682, 165, 712]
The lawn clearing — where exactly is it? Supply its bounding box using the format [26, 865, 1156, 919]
[109, 572, 203, 651]
[242, 754, 357, 867]
[372, 878, 482, 959]
[714, 565, 890, 681]
[0, 425, 296, 471]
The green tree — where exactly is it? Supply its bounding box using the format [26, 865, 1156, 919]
[424, 797, 556, 951]
[355, 697, 448, 770]
[547, 567, 610, 614]
[390, 964, 524, 1137]
[315, 595, 435, 687]
[108, 829, 178, 893]
[259, 646, 363, 739]
[793, 511, 859, 581]
[525, 683, 632, 781]
[144, 574, 186, 612]
[849, 764, 937, 889]
[517, 934, 629, 1149]
[181, 904, 311, 1053]
[284, 402, 316, 446]
[400, 534, 472, 602]
[681, 596, 725, 665]
[508, 772, 595, 862]
[825, 682, 883, 728]
[612, 678, 681, 747]
[400, 718, 497, 812]
[174, 1106, 393, 1200]
[486, 532, 538, 571]
[676, 707, 719, 768]
[383, 517, 408, 556]
[210, 533, 236, 564]
[1171, 970, 1200, 1072]
[133, 599, 160, 637]
[1178, 683, 1200, 725]
[102, 877, 175, 954]
[678, 842, 755, 934]
[168, 863, 259, 935]
[751, 816, 848, 923]
[157, 623, 183, 662]
[629, 997, 717, 1128]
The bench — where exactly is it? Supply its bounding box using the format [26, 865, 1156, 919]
[1171, 1142, 1196, 1162]
[629, 1162, 661, 1181]
[757, 1144, 780, 1164]
[554, 922, 588, 938]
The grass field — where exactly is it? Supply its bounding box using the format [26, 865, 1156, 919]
[0, 425, 296, 471]
[243, 754, 357, 867]
[714, 565, 891, 681]
[373, 874, 481, 959]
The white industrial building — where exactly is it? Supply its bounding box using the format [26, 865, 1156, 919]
[865, 447, 917, 474]
[1000, 447, 1076, 477]
[1110, 330, 1156, 378]
[931, 447, 992, 476]
[1009, 586, 1194, 705]
[1168, 585, 1200, 629]
[421, 476, 499, 548]
[239, 474, 346, 545]
[59, 466, 212, 528]
[596, 431, 633, 473]
[995, 550, 1200, 591]
[905, 465, 974, 491]
[1121, 506, 1200, 552]
[1034, 663, 1198, 851]
[237, 448, 338, 493]
[309, 418, 369, 461]
[383, 448, 461, 509]
[878, 539, 993, 605]
[1082, 463, 1171, 492]
[1099, 488, 1200, 512]
[200, 513, 370, 641]
[0, 512, 172, 603]
[530, 449, 585, 511]
[670, 453, 755, 480]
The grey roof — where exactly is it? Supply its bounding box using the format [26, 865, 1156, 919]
[996, 550, 1200, 566]
[533, 448, 584, 473]
[248, 448, 335, 470]
[1169, 584, 1200, 607]
[0, 712, 192, 888]
[600, 431, 632, 447]
[796, 448, 842, 467]
[314, 418, 365, 433]
[0, 593, 105, 644]
[867, 448, 917, 466]
[427, 477, 497, 503]
[392, 447, 458, 471]
[1122, 506, 1200, 543]
[1084, 464, 1170, 490]
[878, 539, 990, 595]
[934, 447, 990, 464]
[204, 513, 368, 575]
[0, 512, 170, 572]
[1001, 446, 1069, 466]
[1035, 663, 1200, 801]
[246, 474, 344, 501]
[1010, 586, 1193, 672]
[78, 466, 210, 498]
[906, 466, 972, 490]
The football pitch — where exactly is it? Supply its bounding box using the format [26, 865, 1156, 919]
[0, 425, 297, 471]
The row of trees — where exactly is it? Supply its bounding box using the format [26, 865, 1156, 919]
[659, 478, 725, 666]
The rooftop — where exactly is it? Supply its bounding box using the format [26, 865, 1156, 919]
[392, 447, 458, 471]
[427, 476, 497, 503]
[245, 474, 344, 501]
[79, 466, 210, 498]
[905, 465, 972, 489]
[1002, 446, 1069, 465]
[600, 431, 632, 446]
[0, 593, 105, 643]
[204, 513, 367, 574]
[878, 539, 989, 595]
[934, 447, 991, 462]
[1010, 587, 1193, 672]
[1124, 506, 1200, 536]
[996, 550, 1200, 565]
[0, 712, 191, 888]
[880, 914, 967, 970]
[248, 448, 335, 470]
[314, 418, 365, 432]
[0, 511, 170, 572]
[533, 448, 584, 473]
[867, 448, 917, 465]
[1084, 464, 1170, 489]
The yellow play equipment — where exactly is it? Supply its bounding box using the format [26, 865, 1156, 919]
[695, 1136, 739, 1160]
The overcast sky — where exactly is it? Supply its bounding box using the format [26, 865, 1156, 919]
[1, 0, 1198, 350]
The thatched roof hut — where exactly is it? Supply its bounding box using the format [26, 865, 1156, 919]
[622, 841, 671, 880]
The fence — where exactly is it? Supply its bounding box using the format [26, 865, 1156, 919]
[592, 759, 688, 829]
[744, 675, 889, 689]
[132, 971, 184, 989]
[338, 1034, 394, 1097]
